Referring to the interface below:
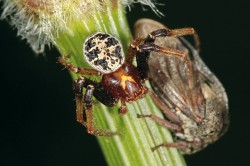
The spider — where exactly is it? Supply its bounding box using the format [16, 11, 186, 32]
[58, 28, 199, 136]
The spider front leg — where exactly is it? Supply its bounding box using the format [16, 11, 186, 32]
[130, 27, 199, 81]
[118, 100, 127, 115]
[73, 77, 119, 136]
[138, 43, 188, 60]
[136, 43, 194, 88]
[146, 28, 200, 52]
[128, 27, 200, 63]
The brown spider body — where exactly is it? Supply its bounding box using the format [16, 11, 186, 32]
[58, 25, 215, 145]
[102, 61, 147, 102]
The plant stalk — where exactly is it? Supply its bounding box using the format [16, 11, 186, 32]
[55, 1, 186, 166]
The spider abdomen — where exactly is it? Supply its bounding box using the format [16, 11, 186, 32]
[102, 62, 148, 102]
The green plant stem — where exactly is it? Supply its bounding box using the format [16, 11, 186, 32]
[54, 1, 186, 165]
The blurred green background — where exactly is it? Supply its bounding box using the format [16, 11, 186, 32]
[0, 0, 249, 165]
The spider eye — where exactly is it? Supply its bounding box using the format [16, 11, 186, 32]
[83, 32, 125, 74]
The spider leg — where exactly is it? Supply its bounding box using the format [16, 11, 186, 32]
[129, 27, 199, 80]
[138, 43, 187, 60]
[136, 43, 194, 88]
[73, 77, 119, 136]
[58, 56, 101, 76]
[118, 100, 127, 115]
[72, 78, 85, 125]
[127, 40, 139, 63]
[146, 28, 200, 52]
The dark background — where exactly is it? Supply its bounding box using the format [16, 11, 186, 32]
[0, 0, 249, 165]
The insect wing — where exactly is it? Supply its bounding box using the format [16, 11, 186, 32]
[134, 19, 206, 121]
[134, 19, 229, 145]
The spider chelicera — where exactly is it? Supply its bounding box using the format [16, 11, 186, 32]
[58, 28, 199, 136]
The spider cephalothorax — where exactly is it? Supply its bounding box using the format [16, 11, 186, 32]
[59, 27, 198, 136]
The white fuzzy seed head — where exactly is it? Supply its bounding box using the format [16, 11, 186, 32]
[1, 0, 162, 54]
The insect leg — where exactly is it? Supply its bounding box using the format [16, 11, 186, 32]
[151, 141, 189, 152]
[137, 114, 181, 132]
[148, 90, 181, 124]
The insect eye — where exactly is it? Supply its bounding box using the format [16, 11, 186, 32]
[83, 32, 125, 74]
